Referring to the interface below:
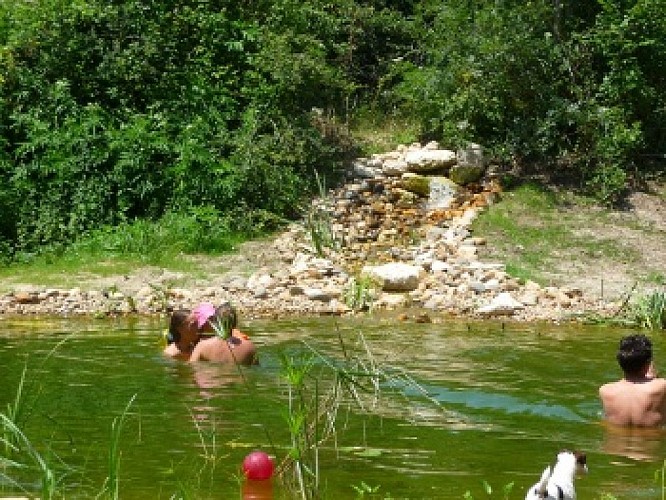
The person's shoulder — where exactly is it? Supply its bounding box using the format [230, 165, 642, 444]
[599, 380, 622, 395]
[649, 377, 666, 390]
[163, 344, 179, 357]
[193, 336, 217, 352]
[199, 336, 218, 344]
[189, 337, 214, 362]
[236, 335, 256, 352]
[599, 380, 617, 390]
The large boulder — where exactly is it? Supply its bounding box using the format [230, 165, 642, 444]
[456, 143, 485, 168]
[449, 164, 485, 185]
[404, 149, 457, 173]
[450, 143, 486, 185]
[361, 263, 423, 292]
[477, 292, 524, 316]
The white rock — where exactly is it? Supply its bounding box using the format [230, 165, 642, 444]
[477, 292, 524, 316]
[303, 288, 332, 302]
[375, 292, 409, 309]
[431, 260, 453, 273]
[404, 149, 456, 173]
[362, 263, 422, 292]
[382, 159, 409, 176]
[247, 273, 275, 289]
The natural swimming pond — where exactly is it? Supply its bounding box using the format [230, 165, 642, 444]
[0, 315, 664, 499]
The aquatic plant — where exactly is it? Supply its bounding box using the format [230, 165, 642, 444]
[2, 364, 29, 457]
[100, 393, 137, 500]
[463, 480, 514, 499]
[278, 350, 318, 499]
[657, 459, 666, 500]
[3, 337, 70, 456]
[0, 414, 60, 499]
[210, 314, 234, 340]
[343, 275, 377, 313]
[275, 324, 443, 500]
[351, 480, 382, 498]
[189, 407, 227, 472]
[630, 289, 666, 330]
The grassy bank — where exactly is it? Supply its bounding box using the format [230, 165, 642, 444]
[0, 208, 284, 293]
[471, 179, 666, 300]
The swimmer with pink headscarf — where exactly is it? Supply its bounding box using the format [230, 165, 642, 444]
[164, 302, 257, 365]
[191, 302, 217, 333]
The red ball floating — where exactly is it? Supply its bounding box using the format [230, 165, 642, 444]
[242, 451, 275, 481]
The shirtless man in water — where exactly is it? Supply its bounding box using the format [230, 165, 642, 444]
[189, 302, 258, 366]
[599, 334, 666, 427]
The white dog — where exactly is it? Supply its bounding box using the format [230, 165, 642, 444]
[525, 450, 588, 500]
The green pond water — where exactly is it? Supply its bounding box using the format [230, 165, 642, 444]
[0, 315, 664, 499]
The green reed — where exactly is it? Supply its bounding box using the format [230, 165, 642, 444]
[303, 171, 340, 257]
[658, 459, 666, 500]
[630, 289, 666, 330]
[463, 480, 514, 499]
[343, 275, 377, 313]
[0, 336, 76, 498]
[0, 414, 59, 499]
[100, 393, 137, 500]
[2, 364, 28, 457]
[351, 480, 381, 498]
[276, 323, 443, 500]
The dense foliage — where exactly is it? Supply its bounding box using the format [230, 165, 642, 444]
[0, 0, 664, 259]
[391, 0, 666, 201]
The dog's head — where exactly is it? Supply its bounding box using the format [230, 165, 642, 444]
[557, 450, 588, 475]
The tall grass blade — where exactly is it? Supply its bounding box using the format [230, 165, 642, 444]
[100, 393, 137, 500]
[630, 289, 666, 330]
[0, 414, 59, 499]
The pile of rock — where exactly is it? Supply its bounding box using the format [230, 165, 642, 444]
[0, 142, 615, 322]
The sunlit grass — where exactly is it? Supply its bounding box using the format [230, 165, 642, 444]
[350, 111, 421, 156]
[471, 181, 640, 285]
[0, 208, 285, 292]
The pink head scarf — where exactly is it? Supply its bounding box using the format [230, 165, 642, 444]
[192, 302, 216, 329]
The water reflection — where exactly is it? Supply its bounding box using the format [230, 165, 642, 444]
[601, 422, 666, 462]
[242, 479, 274, 499]
[189, 362, 248, 433]
[423, 385, 587, 421]
[192, 363, 244, 396]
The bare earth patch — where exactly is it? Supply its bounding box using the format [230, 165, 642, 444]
[478, 182, 666, 302]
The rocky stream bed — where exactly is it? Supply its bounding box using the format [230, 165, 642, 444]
[2, 142, 640, 324]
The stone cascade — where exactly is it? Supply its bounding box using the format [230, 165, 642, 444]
[0, 142, 611, 322]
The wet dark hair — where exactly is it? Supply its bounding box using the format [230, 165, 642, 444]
[167, 310, 190, 344]
[616, 334, 653, 377]
[208, 302, 237, 338]
[215, 302, 238, 328]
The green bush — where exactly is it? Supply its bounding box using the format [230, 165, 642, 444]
[0, 0, 374, 258]
[391, 0, 666, 203]
[1, 0, 665, 260]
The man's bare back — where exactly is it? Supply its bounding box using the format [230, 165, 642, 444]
[189, 332, 258, 365]
[599, 334, 666, 428]
[599, 377, 666, 427]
